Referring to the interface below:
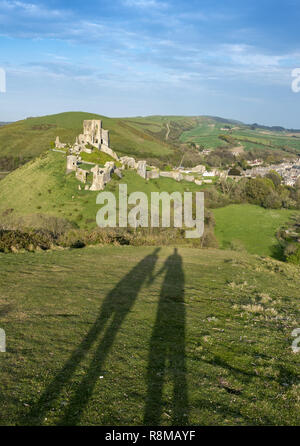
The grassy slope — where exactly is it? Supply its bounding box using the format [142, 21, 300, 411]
[0, 112, 175, 160]
[2, 112, 299, 164]
[180, 117, 227, 148]
[0, 151, 205, 229]
[213, 204, 297, 257]
[0, 152, 297, 254]
[0, 246, 299, 426]
[180, 118, 300, 153]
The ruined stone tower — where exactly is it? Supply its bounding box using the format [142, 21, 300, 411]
[78, 120, 110, 149]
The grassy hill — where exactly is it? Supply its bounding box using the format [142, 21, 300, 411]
[0, 150, 205, 230]
[1, 112, 299, 254]
[0, 112, 177, 161]
[0, 151, 297, 256]
[0, 245, 299, 426]
[213, 204, 297, 257]
[1, 112, 300, 168]
[1, 113, 300, 427]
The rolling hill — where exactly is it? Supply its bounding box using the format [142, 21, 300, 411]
[0, 112, 178, 161]
[0, 150, 206, 231]
[179, 118, 300, 155]
[1, 113, 299, 427]
[1, 111, 299, 257]
[0, 149, 297, 257]
[1, 112, 300, 168]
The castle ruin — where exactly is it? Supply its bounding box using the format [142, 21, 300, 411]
[55, 119, 208, 192]
[78, 120, 110, 149]
[56, 119, 118, 161]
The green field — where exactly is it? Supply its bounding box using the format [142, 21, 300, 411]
[180, 118, 300, 154]
[0, 246, 299, 426]
[179, 118, 228, 148]
[213, 204, 297, 257]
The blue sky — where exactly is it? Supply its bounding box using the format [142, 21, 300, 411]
[0, 0, 300, 126]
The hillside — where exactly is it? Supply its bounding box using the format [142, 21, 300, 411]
[0, 150, 298, 257]
[1, 112, 299, 257]
[179, 118, 300, 156]
[1, 112, 300, 169]
[0, 112, 178, 162]
[0, 150, 205, 231]
[0, 246, 299, 426]
[1, 115, 299, 427]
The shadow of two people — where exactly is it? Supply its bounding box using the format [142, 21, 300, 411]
[24, 248, 188, 426]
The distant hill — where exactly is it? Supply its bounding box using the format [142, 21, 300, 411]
[204, 115, 244, 126]
[205, 117, 300, 133]
[248, 123, 300, 133]
[0, 112, 179, 162]
[1, 112, 300, 167]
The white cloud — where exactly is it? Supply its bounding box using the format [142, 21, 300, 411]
[123, 0, 168, 9]
[0, 0, 67, 18]
[0, 0, 298, 91]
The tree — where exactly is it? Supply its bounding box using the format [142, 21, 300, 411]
[266, 170, 282, 188]
[228, 167, 241, 176]
[238, 159, 248, 170]
[244, 177, 276, 207]
[263, 192, 282, 209]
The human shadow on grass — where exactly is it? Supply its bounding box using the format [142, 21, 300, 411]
[143, 248, 189, 425]
[21, 248, 160, 426]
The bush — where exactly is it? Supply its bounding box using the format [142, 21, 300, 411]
[71, 240, 86, 249]
[201, 229, 219, 248]
[0, 224, 220, 253]
[205, 187, 230, 208]
[0, 155, 33, 171]
[286, 247, 300, 265]
[0, 229, 53, 252]
[263, 192, 282, 209]
[244, 177, 277, 208]
[284, 243, 299, 258]
[266, 170, 282, 188]
[228, 167, 241, 176]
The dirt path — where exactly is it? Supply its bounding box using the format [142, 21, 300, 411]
[165, 122, 170, 140]
[230, 143, 245, 155]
